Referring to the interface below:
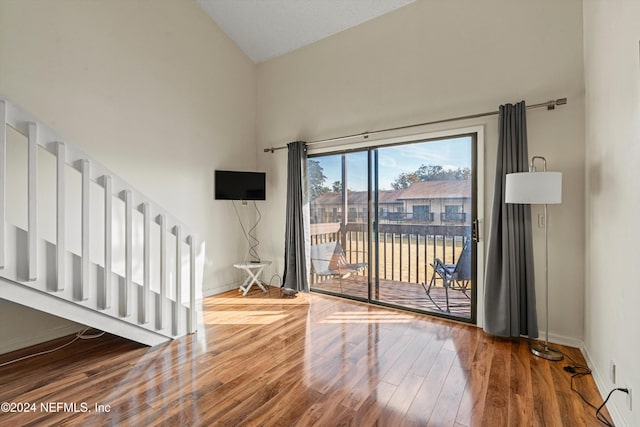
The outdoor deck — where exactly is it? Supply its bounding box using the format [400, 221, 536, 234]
[310, 221, 474, 320]
[311, 275, 472, 319]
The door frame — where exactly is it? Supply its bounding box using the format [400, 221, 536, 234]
[308, 125, 485, 326]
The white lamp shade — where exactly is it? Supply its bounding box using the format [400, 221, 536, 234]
[505, 171, 562, 204]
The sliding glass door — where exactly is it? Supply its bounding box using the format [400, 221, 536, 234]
[308, 133, 477, 323]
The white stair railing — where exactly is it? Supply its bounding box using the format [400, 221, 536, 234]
[0, 97, 202, 343]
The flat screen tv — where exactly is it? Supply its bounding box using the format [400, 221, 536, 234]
[215, 170, 266, 201]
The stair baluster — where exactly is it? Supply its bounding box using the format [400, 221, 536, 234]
[173, 225, 182, 336]
[141, 202, 150, 324]
[102, 175, 112, 310]
[123, 189, 133, 317]
[27, 122, 37, 281]
[0, 101, 6, 270]
[157, 214, 167, 330]
[56, 142, 66, 291]
[187, 234, 196, 334]
[80, 159, 90, 301]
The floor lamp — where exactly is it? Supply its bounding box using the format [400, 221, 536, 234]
[505, 156, 563, 361]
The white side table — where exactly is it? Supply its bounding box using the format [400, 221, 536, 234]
[233, 261, 271, 296]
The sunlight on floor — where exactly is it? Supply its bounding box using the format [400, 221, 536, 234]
[205, 295, 309, 306]
[203, 310, 289, 325]
[320, 310, 413, 324]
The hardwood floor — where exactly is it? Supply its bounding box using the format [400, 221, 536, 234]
[0, 288, 609, 426]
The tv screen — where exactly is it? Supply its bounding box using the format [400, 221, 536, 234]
[215, 170, 266, 201]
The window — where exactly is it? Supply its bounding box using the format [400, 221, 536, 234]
[331, 207, 339, 222]
[442, 205, 465, 222]
[412, 205, 433, 222]
[348, 207, 357, 222]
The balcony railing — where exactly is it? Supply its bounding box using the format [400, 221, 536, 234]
[310, 222, 470, 286]
[377, 212, 437, 223]
[411, 212, 435, 223]
[440, 212, 467, 223]
[313, 211, 464, 224]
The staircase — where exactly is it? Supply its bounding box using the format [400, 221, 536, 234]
[0, 97, 203, 347]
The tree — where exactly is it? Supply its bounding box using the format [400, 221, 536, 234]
[308, 160, 329, 199]
[391, 172, 419, 190]
[391, 164, 471, 189]
[331, 181, 342, 192]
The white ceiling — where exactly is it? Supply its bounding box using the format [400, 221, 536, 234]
[196, 0, 416, 63]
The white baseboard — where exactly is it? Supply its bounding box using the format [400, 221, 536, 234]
[581, 344, 627, 427]
[547, 332, 584, 350]
[203, 280, 242, 297]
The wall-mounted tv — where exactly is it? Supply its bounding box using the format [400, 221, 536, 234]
[215, 170, 266, 201]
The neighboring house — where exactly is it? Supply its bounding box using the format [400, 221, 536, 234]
[397, 180, 471, 225]
[311, 189, 403, 223]
[310, 180, 471, 225]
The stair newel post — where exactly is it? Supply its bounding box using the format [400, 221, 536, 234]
[27, 122, 38, 281]
[173, 225, 182, 336]
[157, 214, 167, 330]
[80, 159, 90, 301]
[122, 189, 133, 317]
[140, 202, 150, 324]
[56, 143, 66, 291]
[0, 101, 6, 270]
[102, 175, 112, 310]
[187, 234, 196, 334]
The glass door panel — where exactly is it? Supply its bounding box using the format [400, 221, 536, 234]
[373, 136, 475, 321]
[308, 151, 369, 301]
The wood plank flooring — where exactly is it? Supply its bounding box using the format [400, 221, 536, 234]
[0, 288, 609, 426]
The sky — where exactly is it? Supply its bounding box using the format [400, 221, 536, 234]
[311, 136, 472, 191]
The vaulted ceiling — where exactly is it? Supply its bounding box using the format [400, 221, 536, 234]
[196, 0, 416, 63]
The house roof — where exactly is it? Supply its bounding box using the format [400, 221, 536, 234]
[397, 180, 471, 200]
[311, 180, 471, 204]
[312, 189, 403, 205]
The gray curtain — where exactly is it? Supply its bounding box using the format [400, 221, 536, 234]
[484, 101, 538, 338]
[282, 141, 310, 292]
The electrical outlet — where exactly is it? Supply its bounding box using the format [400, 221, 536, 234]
[610, 360, 617, 384]
[538, 213, 545, 228]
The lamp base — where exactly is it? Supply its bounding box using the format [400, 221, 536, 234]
[530, 342, 564, 361]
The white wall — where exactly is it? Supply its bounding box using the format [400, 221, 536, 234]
[0, 300, 83, 353]
[256, 0, 586, 342]
[583, 1, 640, 425]
[0, 0, 256, 353]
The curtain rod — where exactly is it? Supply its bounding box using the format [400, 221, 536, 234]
[263, 97, 567, 153]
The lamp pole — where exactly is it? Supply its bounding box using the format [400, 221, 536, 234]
[529, 156, 563, 361]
